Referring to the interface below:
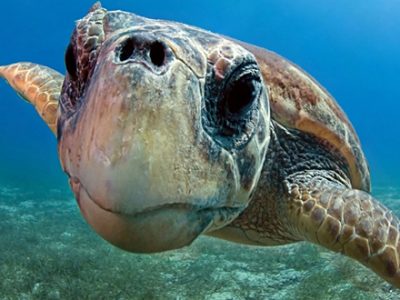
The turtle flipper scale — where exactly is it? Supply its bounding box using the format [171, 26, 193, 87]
[0, 63, 64, 135]
[287, 180, 400, 287]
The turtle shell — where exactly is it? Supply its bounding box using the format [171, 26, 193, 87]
[240, 42, 370, 192]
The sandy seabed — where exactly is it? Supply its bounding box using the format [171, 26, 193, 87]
[0, 185, 399, 299]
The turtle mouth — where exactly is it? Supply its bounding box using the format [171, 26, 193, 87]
[70, 177, 242, 253]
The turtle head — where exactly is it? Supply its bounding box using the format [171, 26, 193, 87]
[58, 4, 270, 252]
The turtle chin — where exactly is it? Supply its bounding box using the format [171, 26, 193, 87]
[73, 179, 241, 253]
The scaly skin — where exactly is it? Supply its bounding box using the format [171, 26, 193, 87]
[210, 123, 400, 287]
[286, 181, 400, 287]
[0, 63, 63, 134]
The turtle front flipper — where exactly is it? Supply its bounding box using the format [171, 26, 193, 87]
[0, 63, 64, 135]
[286, 176, 400, 287]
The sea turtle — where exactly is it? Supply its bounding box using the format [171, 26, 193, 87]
[1, 2, 399, 288]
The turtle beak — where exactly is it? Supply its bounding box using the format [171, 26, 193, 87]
[70, 177, 217, 252]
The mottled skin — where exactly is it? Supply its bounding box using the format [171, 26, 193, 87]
[1, 3, 399, 288]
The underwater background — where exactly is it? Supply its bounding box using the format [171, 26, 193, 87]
[0, 0, 399, 299]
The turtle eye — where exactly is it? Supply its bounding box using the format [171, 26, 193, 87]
[65, 43, 78, 80]
[202, 61, 262, 150]
[222, 73, 261, 116]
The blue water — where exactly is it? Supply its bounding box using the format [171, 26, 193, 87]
[0, 1, 400, 298]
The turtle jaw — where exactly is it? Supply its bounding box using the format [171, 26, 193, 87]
[71, 177, 241, 253]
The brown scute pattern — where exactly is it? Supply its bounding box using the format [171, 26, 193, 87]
[287, 183, 400, 287]
[207, 42, 242, 82]
[237, 42, 370, 192]
[74, 6, 106, 89]
[0, 63, 63, 134]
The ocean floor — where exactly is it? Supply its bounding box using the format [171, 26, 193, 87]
[1, 185, 400, 299]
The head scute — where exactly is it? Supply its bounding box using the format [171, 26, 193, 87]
[88, 1, 102, 13]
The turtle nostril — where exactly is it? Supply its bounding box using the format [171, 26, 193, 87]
[149, 41, 166, 67]
[117, 38, 168, 68]
[119, 38, 135, 62]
